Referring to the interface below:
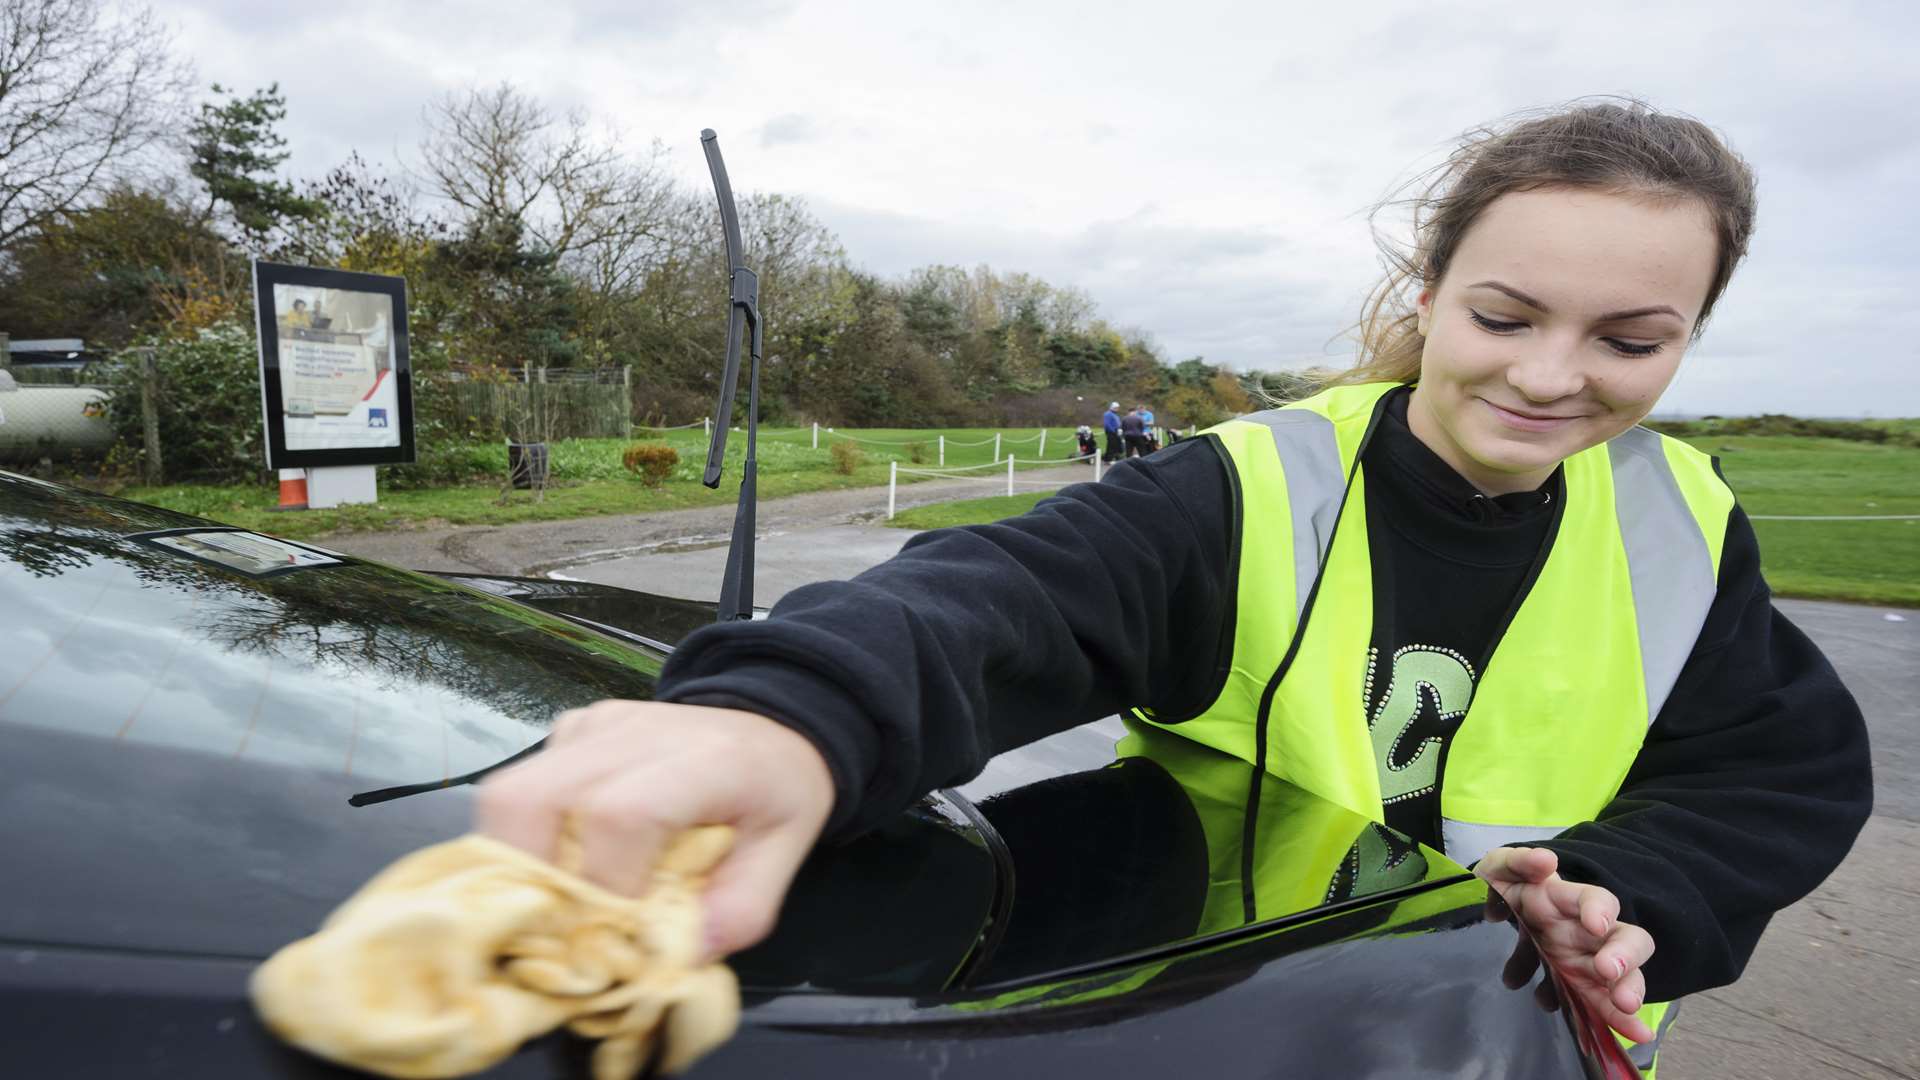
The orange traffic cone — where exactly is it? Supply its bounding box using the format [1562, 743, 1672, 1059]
[272, 468, 308, 512]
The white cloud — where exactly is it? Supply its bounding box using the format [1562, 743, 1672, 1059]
[157, 0, 1920, 415]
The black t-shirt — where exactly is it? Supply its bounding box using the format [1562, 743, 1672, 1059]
[1360, 388, 1560, 849]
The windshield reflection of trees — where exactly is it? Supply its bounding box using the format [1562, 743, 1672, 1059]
[0, 482, 658, 727]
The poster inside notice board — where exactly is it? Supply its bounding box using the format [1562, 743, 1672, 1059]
[252, 260, 415, 469]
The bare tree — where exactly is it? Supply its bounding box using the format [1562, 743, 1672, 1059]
[0, 0, 189, 246]
[417, 82, 676, 271]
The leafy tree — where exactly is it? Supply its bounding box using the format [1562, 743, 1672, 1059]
[0, 183, 235, 345]
[188, 83, 325, 237]
[429, 213, 583, 372]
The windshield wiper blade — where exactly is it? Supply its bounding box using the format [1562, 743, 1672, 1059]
[346, 738, 547, 807]
[698, 129, 762, 624]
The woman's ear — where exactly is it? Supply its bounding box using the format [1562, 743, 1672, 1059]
[1415, 286, 1434, 337]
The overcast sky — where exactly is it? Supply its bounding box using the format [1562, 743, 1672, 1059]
[161, 0, 1918, 416]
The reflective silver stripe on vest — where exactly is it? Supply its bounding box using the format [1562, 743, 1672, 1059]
[1440, 817, 1567, 866]
[1609, 427, 1718, 725]
[1627, 999, 1682, 1072]
[1239, 408, 1345, 620]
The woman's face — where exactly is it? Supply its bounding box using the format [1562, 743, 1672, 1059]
[1409, 187, 1720, 494]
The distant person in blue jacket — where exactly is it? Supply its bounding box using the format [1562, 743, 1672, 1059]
[1140, 405, 1158, 451]
[1101, 402, 1123, 463]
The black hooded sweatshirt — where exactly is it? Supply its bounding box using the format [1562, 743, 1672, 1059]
[656, 387, 1873, 1003]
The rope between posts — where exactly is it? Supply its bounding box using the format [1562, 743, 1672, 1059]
[890, 473, 1076, 490]
[895, 454, 1092, 477]
[631, 419, 708, 431]
[817, 430, 1063, 448]
[895, 462, 1013, 476]
[895, 472, 1007, 484]
[825, 432, 925, 446]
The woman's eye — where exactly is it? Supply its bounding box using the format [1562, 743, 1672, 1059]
[1604, 338, 1664, 358]
[1468, 310, 1525, 333]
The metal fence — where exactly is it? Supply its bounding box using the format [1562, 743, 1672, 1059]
[7, 365, 104, 386]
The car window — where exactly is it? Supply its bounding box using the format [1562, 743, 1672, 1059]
[0, 479, 662, 786]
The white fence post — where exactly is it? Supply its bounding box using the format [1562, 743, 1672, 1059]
[705, 416, 712, 439]
[993, 433, 1001, 463]
[812, 421, 819, 449]
[888, 461, 898, 520]
[1007, 455, 1015, 496]
[938, 435, 945, 466]
[1038, 428, 1047, 457]
[1094, 452, 1103, 483]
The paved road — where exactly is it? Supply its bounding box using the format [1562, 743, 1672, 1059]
[1661, 598, 1917, 1080]
[325, 464, 1093, 579]
[327, 506, 1918, 1079]
[563, 524, 916, 602]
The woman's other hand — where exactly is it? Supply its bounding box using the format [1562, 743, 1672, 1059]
[1476, 845, 1657, 1044]
[476, 701, 836, 961]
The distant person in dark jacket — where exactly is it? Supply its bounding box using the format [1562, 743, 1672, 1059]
[1074, 425, 1098, 460]
[1101, 402, 1123, 462]
[1120, 408, 1150, 458]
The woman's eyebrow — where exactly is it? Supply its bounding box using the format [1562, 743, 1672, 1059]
[1466, 280, 1683, 322]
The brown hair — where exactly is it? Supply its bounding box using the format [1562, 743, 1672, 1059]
[1325, 96, 1758, 388]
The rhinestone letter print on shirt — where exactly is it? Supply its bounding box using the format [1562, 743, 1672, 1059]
[1365, 645, 1477, 805]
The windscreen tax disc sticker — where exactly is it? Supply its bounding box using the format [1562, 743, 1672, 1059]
[135, 529, 343, 577]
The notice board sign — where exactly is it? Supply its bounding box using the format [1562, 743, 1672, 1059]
[252, 260, 415, 469]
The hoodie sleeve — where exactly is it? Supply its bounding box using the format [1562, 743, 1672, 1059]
[653, 438, 1237, 840]
[1536, 504, 1874, 1002]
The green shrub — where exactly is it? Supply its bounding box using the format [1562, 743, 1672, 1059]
[905, 440, 929, 464]
[621, 442, 680, 488]
[384, 436, 500, 489]
[1645, 414, 1918, 446]
[830, 439, 864, 475]
[103, 320, 265, 484]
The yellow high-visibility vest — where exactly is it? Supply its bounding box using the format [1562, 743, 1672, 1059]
[1132, 381, 1732, 1076]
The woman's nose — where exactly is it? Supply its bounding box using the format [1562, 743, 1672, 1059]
[1503, 341, 1588, 404]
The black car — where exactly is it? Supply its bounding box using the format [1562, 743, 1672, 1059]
[0, 472, 1636, 1078]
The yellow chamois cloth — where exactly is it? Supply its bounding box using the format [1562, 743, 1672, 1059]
[250, 826, 740, 1080]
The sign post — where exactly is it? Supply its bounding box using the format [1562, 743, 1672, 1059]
[251, 261, 415, 507]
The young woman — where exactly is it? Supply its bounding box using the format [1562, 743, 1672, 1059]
[476, 99, 1872, 1072]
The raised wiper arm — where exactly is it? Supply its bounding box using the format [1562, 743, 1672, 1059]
[698, 129, 762, 623]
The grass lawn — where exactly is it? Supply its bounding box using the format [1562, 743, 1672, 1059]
[111, 426, 1091, 541]
[886, 433, 1920, 606]
[1688, 434, 1920, 605]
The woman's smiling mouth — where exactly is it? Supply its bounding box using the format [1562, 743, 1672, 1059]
[1480, 398, 1587, 432]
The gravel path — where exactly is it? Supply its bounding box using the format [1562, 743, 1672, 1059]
[317, 463, 1097, 576]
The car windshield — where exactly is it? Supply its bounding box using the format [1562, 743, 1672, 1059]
[0, 475, 661, 786]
